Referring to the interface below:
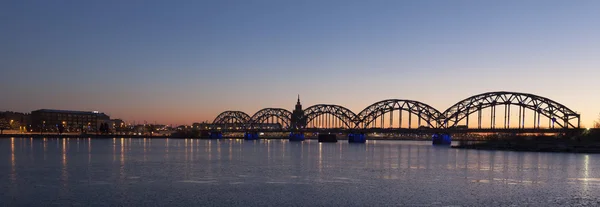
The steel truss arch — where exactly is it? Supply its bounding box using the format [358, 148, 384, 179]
[249, 108, 293, 130]
[303, 104, 358, 129]
[441, 91, 580, 129]
[212, 111, 252, 129]
[356, 99, 443, 129]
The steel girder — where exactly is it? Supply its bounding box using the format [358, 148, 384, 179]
[249, 108, 292, 130]
[441, 91, 580, 129]
[303, 104, 358, 129]
[356, 99, 443, 129]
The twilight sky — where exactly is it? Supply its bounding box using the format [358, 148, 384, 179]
[1, 0, 600, 126]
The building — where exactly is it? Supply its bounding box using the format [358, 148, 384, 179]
[110, 119, 124, 128]
[0, 111, 31, 128]
[291, 95, 307, 129]
[192, 122, 211, 130]
[31, 109, 110, 132]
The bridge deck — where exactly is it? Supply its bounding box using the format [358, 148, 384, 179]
[210, 128, 584, 134]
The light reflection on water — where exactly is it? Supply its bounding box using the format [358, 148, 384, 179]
[1, 138, 600, 206]
[10, 138, 15, 182]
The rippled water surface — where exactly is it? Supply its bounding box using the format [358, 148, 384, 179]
[1, 138, 600, 206]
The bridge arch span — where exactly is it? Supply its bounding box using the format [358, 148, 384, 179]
[303, 104, 358, 129]
[441, 91, 580, 129]
[356, 99, 443, 129]
[212, 111, 252, 129]
[249, 108, 292, 130]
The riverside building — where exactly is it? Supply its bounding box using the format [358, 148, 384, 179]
[31, 109, 110, 132]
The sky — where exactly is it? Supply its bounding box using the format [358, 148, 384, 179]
[1, 0, 600, 126]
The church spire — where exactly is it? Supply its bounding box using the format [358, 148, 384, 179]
[297, 94, 300, 104]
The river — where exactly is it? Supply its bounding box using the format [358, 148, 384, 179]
[1, 138, 599, 206]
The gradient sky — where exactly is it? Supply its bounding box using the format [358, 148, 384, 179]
[1, 0, 600, 126]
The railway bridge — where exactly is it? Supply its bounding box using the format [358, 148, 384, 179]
[208, 91, 581, 142]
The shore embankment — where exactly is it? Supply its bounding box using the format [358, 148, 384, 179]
[453, 134, 600, 153]
[0, 134, 429, 141]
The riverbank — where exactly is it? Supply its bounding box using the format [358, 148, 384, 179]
[0, 133, 435, 141]
[0, 134, 172, 139]
[453, 135, 600, 153]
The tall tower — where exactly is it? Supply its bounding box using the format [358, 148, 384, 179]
[291, 95, 306, 129]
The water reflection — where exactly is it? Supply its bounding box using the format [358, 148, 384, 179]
[60, 138, 69, 196]
[10, 138, 15, 182]
[184, 139, 188, 162]
[228, 140, 231, 161]
[88, 138, 92, 164]
[318, 143, 323, 174]
[143, 138, 147, 161]
[3, 139, 600, 206]
[217, 140, 222, 169]
[207, 140, 212, 161]
[582, 155, 590, 193]
[190, 139, 194, 176]
[165, 138, 169, 159]
[120, 138, 125, 181]
[112, 138, 116, 162]
[43, 138, 47, 160]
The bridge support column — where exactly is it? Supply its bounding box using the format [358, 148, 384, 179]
[466, 109, 469, 128]
[408, 113, 412, 129]
[491, 105, 495, 129]
[533, 110, 537, 129]
[507, 104, 511, 128]
[477, 107, 482, 129]
[521, 106, 525, 129]
[537, 109, 541, 129]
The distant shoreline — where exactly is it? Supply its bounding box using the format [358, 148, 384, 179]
[7, 134, 600, 154]
[0, 134, 435, 141]
[453, 138, 600, 153]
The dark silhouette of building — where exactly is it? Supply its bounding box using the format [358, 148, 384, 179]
[0, 111, 30, 127]
[192, 122, 211, 130]
[31, 109, 110, 132]
[291, 95, 307, 129]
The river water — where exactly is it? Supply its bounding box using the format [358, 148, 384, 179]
[1, 138, 599, 206]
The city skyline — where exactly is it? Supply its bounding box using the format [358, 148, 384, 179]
[0, 91, 586, 129]
[2, 1, 600, 126]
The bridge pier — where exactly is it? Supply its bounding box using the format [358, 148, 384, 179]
[289, 132, 305, 141]
[244, 132, 259, 140]
[209, 131, 223, 139]
[432, 133, 451, 145]
[348, 133, 366, 143]
[318, 133, 337, 143]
